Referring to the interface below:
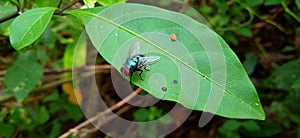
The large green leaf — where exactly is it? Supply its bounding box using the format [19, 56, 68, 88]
[68, 3, 265, 120]
[10, 7, 56, 50]
[4, 51, 44, 101]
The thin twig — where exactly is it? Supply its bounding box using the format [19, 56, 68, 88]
[61, 0, 81, 12]
[54, 0, 81, 15]
[57, 0, 63, 9]
[0, 11, 19, 23]
[58, 88, 142, 138]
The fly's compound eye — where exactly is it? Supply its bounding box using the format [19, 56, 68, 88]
[120, 66, 131, 76]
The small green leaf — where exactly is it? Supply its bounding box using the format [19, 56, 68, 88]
[83, 0, 97, 8]
[199, 5, 212, 14]
[291, 79, 300, 89]
[218, 16, 230, 26]
[296, 0, 300, 10]
[0, 5, 17, 19]
[212, 0, 227, 10]
[4, 51, 44, 101]
[241, 120, 260, 131]
[223, 32, 239, 46]
[97, 0, 125, 6]
[0, 6, 17, 35]
[244, 0, 263, 7]
[243, 52, 257, 75]
[264, 0, 283, 6]
[266, 59, 300, 90]
[28, 105, 50, 124]
[35, 0, 60, 7]
[0, 122, 16, 138]
[220, 120, 242, 130]
[282, 45, 296, 53]
[218, 120, 241, 138]
[43, 90, 59, 102]
[49, 121, 61, 138]
[133, 108, 150, 122]
[9, 106, 31, 125]
[0, 108, 9, 121]
[235, 27, 252, 37]
[10, 7, 56, 50]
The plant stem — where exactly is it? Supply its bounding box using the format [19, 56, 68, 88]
[54, 0, 81, 15]
[234, 0, 291, 34]
[281, 1, 300, 23]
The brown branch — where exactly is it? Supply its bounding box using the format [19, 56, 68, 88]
[58, 88, 142, 138]
[54, 0, 82, 15]
[57, 0, 63, 9]
[83, 105, 135, 137]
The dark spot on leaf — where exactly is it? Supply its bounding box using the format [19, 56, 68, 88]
[161, 87, 167, 92]
[173, 80, 178, 84]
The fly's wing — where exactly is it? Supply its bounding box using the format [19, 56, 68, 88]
[138, 56, 160, 68]
[127, 42, 140, 60]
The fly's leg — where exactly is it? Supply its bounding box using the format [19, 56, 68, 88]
[144, 66, 150, 71]
[137, 69, 144, 81]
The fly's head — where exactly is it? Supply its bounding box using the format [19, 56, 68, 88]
[120, 66, 131, 77]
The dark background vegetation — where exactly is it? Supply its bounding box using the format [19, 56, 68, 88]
[0, 0, 300, 137]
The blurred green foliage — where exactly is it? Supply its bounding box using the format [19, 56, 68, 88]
[133, 106, 172, 138]
[0, 91, 83, 137]
[1, 0, 300, 137]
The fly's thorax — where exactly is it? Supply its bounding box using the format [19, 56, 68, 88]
[126, 58, 138, 68]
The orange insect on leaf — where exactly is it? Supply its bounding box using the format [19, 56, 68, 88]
[170, 34, 176, 41]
